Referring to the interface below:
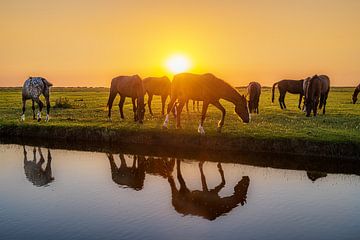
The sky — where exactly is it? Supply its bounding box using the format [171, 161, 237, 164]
[1, 0, 360, 87]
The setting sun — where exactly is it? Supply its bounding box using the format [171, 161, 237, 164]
[165, 54, 191, 74]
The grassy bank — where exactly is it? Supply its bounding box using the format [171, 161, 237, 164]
[0, 87, 359, 158]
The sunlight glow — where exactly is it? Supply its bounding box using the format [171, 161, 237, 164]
[165, 54, 191, 74]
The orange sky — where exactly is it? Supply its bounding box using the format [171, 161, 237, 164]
[1, 0, 360, 87]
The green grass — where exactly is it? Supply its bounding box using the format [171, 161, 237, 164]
[0, 87, 359, 143]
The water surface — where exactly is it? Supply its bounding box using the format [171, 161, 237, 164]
[0, 144, 359, 240]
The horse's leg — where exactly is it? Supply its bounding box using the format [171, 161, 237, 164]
[37, 147, 45, 166]
[314, 98, 319, 116]
[199, 161, 209, 192]
[45, 95, 50, 122]
[21, 97, 26, 121]
[211, 101, 226, 133]
[163, 97, 177, 129]
[119, 95, 125, 119]
[161, 95, 167, 116]
[132, 97, 138, 122]
[298, 93, 303, 109]
[211, 163, 225, 194]
[185, 100, 189, 113]
[148, 94, 153, 116]
[176, 99, 185, 129]
[107, 90, 117, 121]
[278, 90, 284, 109]
[32, 100, 36, 120]
[45, 149, 53, 180]
[23, 145, 27, 163]
[282, 92, 287, 109]
[197, 101, 200, 112]
[176, 159, 189, 193]
[198, 101, 209, 135]
[322, 94, 328, 114]
[34, 98, 44, 122]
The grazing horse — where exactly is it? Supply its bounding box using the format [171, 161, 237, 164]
[167, 160, 250, 221]
[163, 73, 249, 134]
[107, 75, 146, 123]
[23, 146, 54, 187]
[353, 84, 360, 104]
[107, 153, 146, 191]
[21, 77, 53, 122]
[304, 75, 330, 117]
[272, 79, 304, 109]
[143, 76, 171, 116]
[246, 82, 261, 114]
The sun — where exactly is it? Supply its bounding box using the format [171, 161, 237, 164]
[165, 54, 191, 74]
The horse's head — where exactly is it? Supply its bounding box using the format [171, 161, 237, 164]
[235, 95, 250, 123]
[137, 102, 146, 124]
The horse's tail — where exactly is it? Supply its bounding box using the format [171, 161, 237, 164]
[42, 78, 53, 87]
[272, 82, 279, 103]
[107, 79, 116, 107]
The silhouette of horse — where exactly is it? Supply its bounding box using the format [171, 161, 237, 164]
[272, 79, 305, 109]
[353, 84, 360, 104]
[304, 75, 330, 117]
[246, 82, 261, 114]
[23, 146, 54, 187]
[21, 77, 53, 122]
[163, 73, 249, 134]
[107, 153, 146, 191]
[167, 160, 250, 220]
[107, 75, 146, 123]
[143, 76, 171, 116]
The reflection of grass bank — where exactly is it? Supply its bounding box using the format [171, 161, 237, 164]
[0, 87, 359, 158]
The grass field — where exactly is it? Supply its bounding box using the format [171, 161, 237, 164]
[0, 87, 359, 144]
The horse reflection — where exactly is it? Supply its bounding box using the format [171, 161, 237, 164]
[107, 153, 146, 191]
[107, 153, 175, 190]
[23, 146, 54, 187]
[168, 160, 250, 220]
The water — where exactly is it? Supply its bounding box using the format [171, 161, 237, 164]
[0, 143, 360, 240]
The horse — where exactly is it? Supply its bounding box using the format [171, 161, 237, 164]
[162, 73, 249, 134]
[21, 77, 53, 122]
[167, 159, 250, 221]
[246, 82, 261, 114]
[304, 75, 330, 117]
[143, 76, 171, 115]
[107, 75, 146, 123]
[272, 79, 305, 109]
[23, 146, 54, 187]
[353, 84, 360, 104]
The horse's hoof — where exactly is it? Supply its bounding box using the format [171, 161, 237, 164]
[162, 125, 168, 130]
[217, 127, 222, 133]
[20, 114, 25, 121]
[198, 125, 205, 135]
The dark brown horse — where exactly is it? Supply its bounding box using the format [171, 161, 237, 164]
[246, 82, 261, 114]
[143, 76, 171, 115]
[163, 73, 249, 134]
[304, 75, 330, 117]
[353, 84, 360, 104]
[107, 75, 146, 123]
[167, 160, 250, 221]
[272, 79, 305, 109]
[21, 77, 53, 122]
[23, 146, 54, 187]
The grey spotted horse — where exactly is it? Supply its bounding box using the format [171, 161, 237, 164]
[21, 77, 53, 122]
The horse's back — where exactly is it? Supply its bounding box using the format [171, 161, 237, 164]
[278, 79, 303, 94]
[143, 76, 170, 95]
[172, 73, 226, 100]
[22, 77, 49, 99]
[111, 75, 144, 97]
